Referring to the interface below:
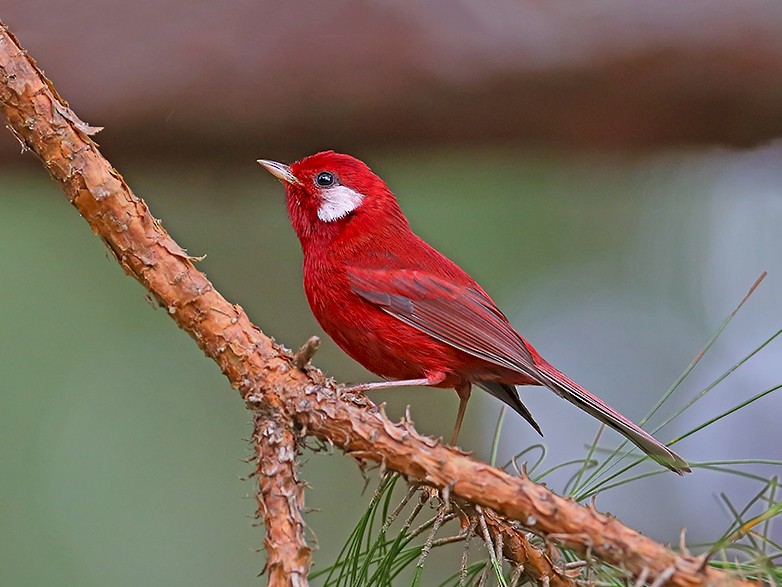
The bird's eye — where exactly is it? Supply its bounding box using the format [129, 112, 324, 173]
[316, 171, 335, 187]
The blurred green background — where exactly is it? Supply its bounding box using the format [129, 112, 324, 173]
[3, 149, 781, 585]
[2, 2, 782, 585]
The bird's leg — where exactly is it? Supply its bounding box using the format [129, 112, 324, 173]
[342, 378, 434, 393]
[343, 371, 447, 394]
[451, 383, 472, 446]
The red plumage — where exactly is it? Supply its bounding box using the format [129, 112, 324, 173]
[259, 151, 690, 474]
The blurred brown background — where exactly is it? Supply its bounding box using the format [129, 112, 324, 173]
[3, 0, 782, 162]
[2, 2, 781, 586]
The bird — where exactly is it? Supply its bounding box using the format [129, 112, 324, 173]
[258, 151, 690, 475]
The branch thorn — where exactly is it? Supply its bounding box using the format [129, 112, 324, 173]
[293, 336, 320, 370]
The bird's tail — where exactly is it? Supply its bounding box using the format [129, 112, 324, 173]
[534, 362, 691, 475]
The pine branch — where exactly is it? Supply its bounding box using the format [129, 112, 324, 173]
[253, 411, 311, 586]
[464, 503, 577, 587]
[0, 21, 758, 587]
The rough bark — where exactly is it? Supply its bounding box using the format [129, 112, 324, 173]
[253, 411, 311, 586]
[0, 22, 757, 587]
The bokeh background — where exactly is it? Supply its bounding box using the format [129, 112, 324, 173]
[2, 2, 781, 585]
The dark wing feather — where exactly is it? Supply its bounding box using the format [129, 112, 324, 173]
[476, 381, 542, 436]
[348, 268, 540, 381]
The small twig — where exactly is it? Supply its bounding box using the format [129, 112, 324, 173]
[293, 336, 320, 370]
[509, 563, 525, 587]
[475, 505, 497, 556]
[382, 483, 418, 531]
[460, 518, 478, 587]
[649, 566, 677, 587]
[680, 527, 691, 557]
[391, 489, 430, 545]
[409, 511, 458, 541]
[415, 502, 448, 571]
[495, 526, 504, 564]
[634, 567, 651, 587]
[475, 505, 506, 583]
[430, 533, 470, 548]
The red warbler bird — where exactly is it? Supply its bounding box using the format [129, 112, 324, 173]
[258, 151, 690, 475]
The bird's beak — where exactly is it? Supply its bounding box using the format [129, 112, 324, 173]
[257, 159, 302, 186]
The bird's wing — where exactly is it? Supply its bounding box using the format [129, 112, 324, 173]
[348, 266, 690, 474]
[346, 267, 540, 382]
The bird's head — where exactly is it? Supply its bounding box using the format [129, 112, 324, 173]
[258, 151, 407, 247]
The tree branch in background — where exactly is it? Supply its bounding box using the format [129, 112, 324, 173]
[0, 21, 758, 587]
[253, 411, 311, 586]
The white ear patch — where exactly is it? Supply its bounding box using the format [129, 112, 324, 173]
[317, 185, 365, 222]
